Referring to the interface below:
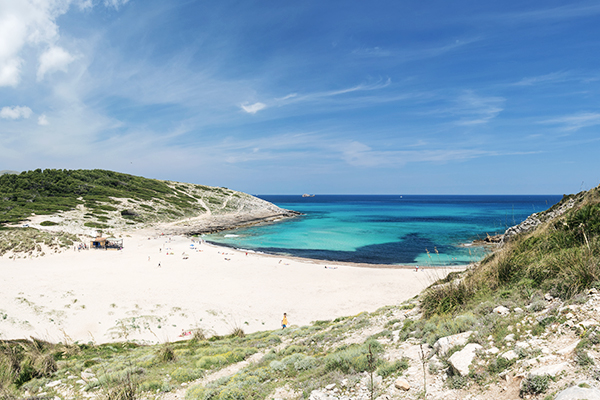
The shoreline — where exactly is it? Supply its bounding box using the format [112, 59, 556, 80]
[202, 240, 471, 270]
[0, 229, 464, 345]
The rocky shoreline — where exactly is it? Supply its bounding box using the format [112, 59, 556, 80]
[161, 209, 302, 236]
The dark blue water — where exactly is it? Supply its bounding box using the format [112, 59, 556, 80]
[205, 195, 562, 265]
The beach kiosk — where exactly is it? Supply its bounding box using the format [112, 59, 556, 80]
[91, 237, 123, 250]
[91, 237, 107, 249]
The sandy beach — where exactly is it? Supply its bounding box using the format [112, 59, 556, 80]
[0, 229, 463, 345]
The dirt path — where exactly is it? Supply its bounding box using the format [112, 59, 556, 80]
[160, 351, 265, 400]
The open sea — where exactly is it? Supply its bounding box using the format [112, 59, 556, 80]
[204, 195, 563, 266]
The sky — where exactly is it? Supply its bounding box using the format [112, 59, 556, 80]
[1, 0, 600, 194]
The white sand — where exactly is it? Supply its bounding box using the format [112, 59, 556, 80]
[0, 231, 461, 344]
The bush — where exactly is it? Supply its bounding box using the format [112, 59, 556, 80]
[171, 367, 203, 383]
[39, 221, 58, 226]
[520, 374, 549, 396]
[377, 358, 409, 378]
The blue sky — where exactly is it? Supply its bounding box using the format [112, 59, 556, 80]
[1, 0, 599, 194]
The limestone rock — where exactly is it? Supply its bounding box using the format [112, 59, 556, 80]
[81, 371, 96, 381]
[433, 331, 473, 356]
[493, 306, 510, 316]
[325, 384, 336, 390]
[394, 378, 410, 391]
[554, 385, 600, 400]
[529, 362, 569, 378]
[500, 350, 518, 361]
[448, 343, 482, 376]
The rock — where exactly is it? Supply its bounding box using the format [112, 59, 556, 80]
[529, 362, 569, 378]
[81, 371, 96, 380]
[554, 385, 600, 400]
[545, 293, 554, 301]
[493, 306, 510, 316]
[505, 334, 515, 342]
[514, 307, 524, 313]
[325, 383, 336, 390]
[403, 343, 431, 361]
[433, 331, 473, 356]
[76, 380, 86, 385]
[376, 395, 392, 400]
[579, 319, 598, 328]
[448, 343, 482, 376]
[500, 350, 518, 361]
[46, 380, 62, 387]
[487, 347, 500, 354]
[394, 378, 410, 391]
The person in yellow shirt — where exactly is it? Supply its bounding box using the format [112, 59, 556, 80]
[281, 313, 288, 329]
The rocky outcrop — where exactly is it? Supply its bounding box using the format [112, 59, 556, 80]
[503, 197, 576, 241]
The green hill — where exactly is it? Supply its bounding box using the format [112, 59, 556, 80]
[0, 169, 272, 227]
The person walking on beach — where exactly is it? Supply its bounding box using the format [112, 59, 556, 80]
[415, 265, 419, 272]
[281, 313, 288, 329]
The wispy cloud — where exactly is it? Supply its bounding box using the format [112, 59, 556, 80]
[541, 112, 600, 131]
[0, 106, 32, 120]
[427, 91, 504, 126]
[245, 78, 393, 114]
[512, 71, 571, 86]
[351, 46, 392, 57]
[507, 3, 600, 22]
[338, 140, 536, 168]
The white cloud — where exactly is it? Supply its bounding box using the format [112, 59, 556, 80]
[37, 46, 75, 81]
[0, 57, 22, 86]
[241, 102, 266, 114]
[104, 0, 129, 10]
[0, 0, 121, 87]
[0, 106, 33, 119]
[38, 114, 49, 125]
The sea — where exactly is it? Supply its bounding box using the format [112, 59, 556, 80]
[204, 195, 563, 266]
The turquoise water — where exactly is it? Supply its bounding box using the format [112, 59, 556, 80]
[205, 195, 562, 266]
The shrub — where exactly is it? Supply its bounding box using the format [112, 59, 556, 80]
[377, 358, 409, 378]
[171, 367, 203, 383]
[39, 221, 58, 226]
[155, 345, 176, 363]
[520, 374, 549, 396]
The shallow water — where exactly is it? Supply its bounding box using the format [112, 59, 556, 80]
[205, 195, 562, 266]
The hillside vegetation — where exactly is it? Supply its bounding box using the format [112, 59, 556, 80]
[0, 169, 255, 226]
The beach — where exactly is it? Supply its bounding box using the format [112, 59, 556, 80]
[0, 229, 462, 344]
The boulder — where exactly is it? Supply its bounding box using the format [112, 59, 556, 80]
[448, 343, 482, 376]
[394, 378, 410, 391]
[433, 331, 473, 356]
[554, 385, 600, 400]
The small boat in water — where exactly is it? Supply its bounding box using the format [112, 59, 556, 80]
[302, 194, 315, 197]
